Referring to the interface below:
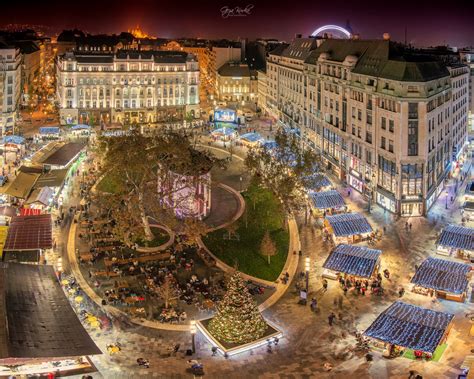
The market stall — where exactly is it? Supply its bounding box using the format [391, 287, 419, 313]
[437, 224, 474, 261]
[324, 212, 372, 244]
[364, 301, 454, 360]
[310, 190, 346, 216]
[70, 123, 91, 137]
[37, 126, 61, 141]
[239, 132, 264, 147]
[322, 244, 381, 280]
[411, 257, 471, 302]
[210, 127, 237, 141]
[304, 173, 332, 193]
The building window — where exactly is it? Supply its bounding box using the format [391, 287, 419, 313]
[381, 117, 386, 130]
[381, 137, 386, 149]
[389, 119, 394, 133]
[389, 140, 394, 153]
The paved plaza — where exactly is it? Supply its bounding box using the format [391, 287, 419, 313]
[53, 124, 474, 379]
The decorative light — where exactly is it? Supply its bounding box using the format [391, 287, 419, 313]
[311, 25, 352, 39]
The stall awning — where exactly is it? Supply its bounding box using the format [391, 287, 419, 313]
[310, 190, 345, 210]
[438, 224, 474, 251]
[326, 213, 372, 237]
[364, 301, 454, 354]
[70, 124, 91, 131]
[411, 257, 471, 295]
[323, 244, 381, 278]
[1, 136, 25, 145]
[4, 214, 52, 251]
[211, 128, 236, 137]
[39, 126, 60, 135]
[239, 132, 264, 143]
[304, 174, 331, 192]
[0, 262, 102, 359]
[2, 172, 40, 199]
[26, 187, 54, 206]
[0, 226, 8, 259]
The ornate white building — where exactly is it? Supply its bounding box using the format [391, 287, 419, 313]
[56, 50, 200, 126]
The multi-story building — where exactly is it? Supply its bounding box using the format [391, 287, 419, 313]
[266, 36, 317, 125]
[459, 49, 474, 131]
[56, 50, 200, 126]
[216, 62, 257, 109]
[0, 43, 22, 136]
[203, 41, 242, 100]
[266, 37, 469, 216]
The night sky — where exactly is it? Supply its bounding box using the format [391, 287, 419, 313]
[1, 0, 474, 47]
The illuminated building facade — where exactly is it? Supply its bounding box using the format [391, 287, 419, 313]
[265, 31, 469, 216]
[56, 50, 200, 126]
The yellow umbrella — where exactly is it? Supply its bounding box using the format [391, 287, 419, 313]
[61, 279, 69, 285]
[75, 296, 84, 303]
[90, 320, 100, 329]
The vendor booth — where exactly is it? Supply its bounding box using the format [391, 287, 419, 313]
[322, 244, 381, 280]
[411, 257, 471, 302]
[364, 301, 454, 360]
[239, 132, 264, 147]
[37, 126, 61, 141]
[304, 173, 332, 193]
[324, 213, 372, 244]
[437, 224, 474, 262]
[210, 127, 237, 141]
[1, 135, 25, 163]
[70, 123, 91, 137]
[310, 190, 346, 216]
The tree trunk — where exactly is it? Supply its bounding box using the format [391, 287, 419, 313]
[138, 191, 153, 241]
[268, 255, 271, 265]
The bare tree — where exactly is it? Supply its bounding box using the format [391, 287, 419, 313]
[155, 277, 179, 309]
[260, 230, 278, 265]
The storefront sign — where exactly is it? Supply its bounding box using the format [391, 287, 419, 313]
[349, 174, 364, 193]
[376, 192, 396, 213]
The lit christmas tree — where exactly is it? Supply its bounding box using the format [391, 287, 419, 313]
[208, 271, 267, 344]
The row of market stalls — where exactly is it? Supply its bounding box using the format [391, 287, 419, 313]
[1, 141, 85, 211]
[210, 127, 266, 147]
[324, 212, 373, 244]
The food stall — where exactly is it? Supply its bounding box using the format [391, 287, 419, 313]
[411, 257, 471, 302]
[322, 244, 382, 280]
[324, 213, 373, 244]
[310, 190, 346, 217]
[364, 301, 454, 360]
[437, 224, 474, 262]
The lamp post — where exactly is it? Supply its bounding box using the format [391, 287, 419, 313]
[190, 320, 196, 354]
[305, 257, 310, 295]
[239, 176, 243, 192]
[305, 194, 309, 225]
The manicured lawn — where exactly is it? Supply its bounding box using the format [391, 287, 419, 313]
[203, 179, 289, 281]
[96, 172, 121, 194]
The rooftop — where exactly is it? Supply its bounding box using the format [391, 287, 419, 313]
[326, 212, 372, 237]
[4, 214, 52, 251]
[411, 257, 471, 295]
[364, 301, 454, 353]
[38, 142, 85, 167]
[305, 39, 451, 82]
[438, 224, 474, 251]
[0, 262, 101, 359]
[323, 244, 381, 278]
[218, 62, 255, 77]
[68, 50, 193, 64]
[310, 190, 345, 210]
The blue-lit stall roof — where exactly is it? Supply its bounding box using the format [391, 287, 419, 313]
[70, 124, 91, 130]
[323, 244, 381, 278]
[438, 224, 474, 251]
[2, 135, 25, 145]
[239, 132, 264, 143]
[326, 213, 372, 237]
[411, 257, 471, 295]
[304, 174, 331, 192]
[310, 190, 345, 210]
[364, 301, 454, 353]
[39, 126, 60, 135]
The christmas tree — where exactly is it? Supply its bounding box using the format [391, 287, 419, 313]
[208, 271, 267, 344]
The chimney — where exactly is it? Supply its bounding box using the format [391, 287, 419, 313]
[352, 33, 360, 40]
[295, 33, 302, 39]
[383, 33, 391, 41]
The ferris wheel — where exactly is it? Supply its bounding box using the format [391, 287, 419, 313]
[311, 25, 352, 39]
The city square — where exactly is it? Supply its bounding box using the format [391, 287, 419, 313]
[0, 2, 473, 378]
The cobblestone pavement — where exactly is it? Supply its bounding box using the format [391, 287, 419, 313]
[64, 124, 473, 378]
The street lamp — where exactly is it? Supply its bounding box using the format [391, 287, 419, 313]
[304, 194, 309, 225]
[239, 176, 243, 192]
[190, 320, 196, 354]
[305, 257, 310, 295]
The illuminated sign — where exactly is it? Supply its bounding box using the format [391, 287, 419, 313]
[214, 109, 236, 123]
[311, 25, 352, 39]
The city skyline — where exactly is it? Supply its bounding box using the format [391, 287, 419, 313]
[1, 0, 474, 46]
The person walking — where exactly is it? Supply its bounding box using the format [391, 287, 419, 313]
[322, 279, 328, 292]
[310, 298, 317, 312]
[328, 312, 336, 326]
[343, 286, 348, 296]
[383, 269, 390, 279]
